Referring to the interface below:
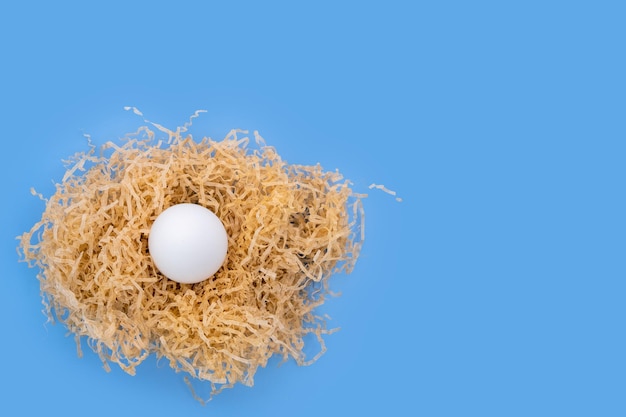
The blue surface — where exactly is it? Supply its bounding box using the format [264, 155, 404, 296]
[2, 1, 625, 416]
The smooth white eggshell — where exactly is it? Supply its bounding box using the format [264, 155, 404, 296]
[148, 203, 228, 284]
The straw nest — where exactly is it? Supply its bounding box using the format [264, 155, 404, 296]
[19, 119, 364, 400]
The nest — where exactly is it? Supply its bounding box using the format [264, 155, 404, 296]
[19, 120, 365, 400]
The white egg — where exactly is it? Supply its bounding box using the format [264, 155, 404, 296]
[148, 203, 228, 284]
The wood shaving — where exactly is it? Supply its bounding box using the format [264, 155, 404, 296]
[369, 183, 403, 202]
[19, 124, 365, 400]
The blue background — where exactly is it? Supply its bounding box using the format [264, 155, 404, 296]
[1, 1, 625, 416]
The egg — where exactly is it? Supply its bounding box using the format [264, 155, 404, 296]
[148, 203, 228, 284]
